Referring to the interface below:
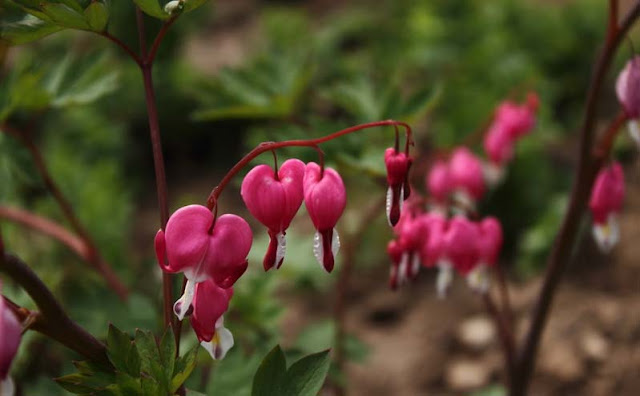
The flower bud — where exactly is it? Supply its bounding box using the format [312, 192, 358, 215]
[154, 205, 252, 320]
[494, 94, 537, 139]
[241, 159, 305, 271]
[589, 162, 625, 252]
[384, 148, 412, 226]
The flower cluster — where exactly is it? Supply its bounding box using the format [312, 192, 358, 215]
[386, 93, 538, 294]
[0, 283, 21, 395]
[155, 160, 348, 359]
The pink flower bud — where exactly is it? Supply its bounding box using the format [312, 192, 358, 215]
[589, 162, 625, 252]
[426, 160, 452, 203]
[494, 94, 537, 139]
[154, 205, 252, 320]
[384, 148, 412, 226]
[0, 285, 21, 387]
[190, 279, 234, 360]
[443, 216, 480, 275]
[303, 162, 346, 272]
[241, 159, 305, 271]
[477, 217, 503, 266]
[387, 240, 403, 290]
[616, 56, 640, 119]
[419, 212, 448, 268]
[484, 124, 514, 165]
[449, 147, 485, 202]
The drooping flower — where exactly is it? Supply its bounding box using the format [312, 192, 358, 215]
[154, 205, 252, 320]
[438, 216, 480, 297]
[241, 159, 305, 271]
[616, 56, 640, 146]
[1, 284, 21, 395]
[190, 279, 234, 360]
[384, 148, 412, 226]
[387, 240, 404, 290]
[589, 162, 625, 252]
[303, 162, 347, 273]
[482, 125, 514, 186]
[467, 217, 503, 293]
[494, 92, 538, 140]
[419, 212, 448, 268]
[426, 160, 452, 209]
[449, 147, 486, 206]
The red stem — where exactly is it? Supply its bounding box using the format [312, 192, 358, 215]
[135, 7, 174, 331]
[147, 16, 178, 65]
[100, 32, 142, 67]
[594, 110, 628, 160]
[205, 120, 412, 210]
[1, 125, 129, 301]
[510, 3, 640, 395]
[0, 206, 89, 261]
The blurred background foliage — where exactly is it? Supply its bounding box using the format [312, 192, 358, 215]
[0, 0, 633, 394]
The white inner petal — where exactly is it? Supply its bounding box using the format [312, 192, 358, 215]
[593, 214, 620, 253]
[466, 264, 490, 294]
[398, 253, 409, 286]
[482, 161, 505, 187]
[173, 279, 196, 321]
[411, 253, 421, 276]
[200, 316, 235, 360]
[331, 228, 341, 258]
[1, 377, 15, 396]
[386, 186, 393, 226]
[275, 232, 287, 269]
[313, 231, 323, 267]
[628, 120, 640, 148]
[436, 261, 453, 299]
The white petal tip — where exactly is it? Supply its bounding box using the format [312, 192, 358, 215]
[275, 232, 287, 269]
[201, 319, 234, 360]
[466, 265, 490, 294]
[593, 215, 620, 253]
[173, 279, 196, 321]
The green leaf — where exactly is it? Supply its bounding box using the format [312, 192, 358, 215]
[134, 330, 158, 374]
[159, 326, 176, 382]
[55, 373, 100, 393]
[170, 345, 198, 393]
[140, 376, 161, 396]
[40, 3, 90, 30]
[126, 341, 142, 378]
[252, 345, 287, 396]
[84, 1, 109, 32]
[132, 0, 169, 20]
[183, 0, 208, 13]
[0, 15, 63, 45]
[281, 350, 331, 396]
[107, 324, 133, 374]
[115, 372, 143, 395]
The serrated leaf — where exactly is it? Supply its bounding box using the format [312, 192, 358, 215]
[141, 376, 161, 396]
[0, 15, 64, 45]
[252, 345, 287, 396]
[126, 342, 142, 378]
[55, 373, 100, 393]
[170, 345, 198, 393]
[132, 0, 169, 20]
[116, 372, 143, 395]
[107, 324, 132, 374]
[41, 3, 90, 30]
[84, 1, 109, 32]
[281, 350, 330, 396]
[134, 330, 158, 374]
[159, 326, 176, 381]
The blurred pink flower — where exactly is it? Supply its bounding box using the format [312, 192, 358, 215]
[426, 160, 452, 205]
[449, 147, 486, 204]
[589, 162, 625, 252]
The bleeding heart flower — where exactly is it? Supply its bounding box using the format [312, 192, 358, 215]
[616, 56, 640, 146]
[1, 284, 21, 395]
[384, 148, 412, 227]
[467, 217, 503, 293]
[426, 160, 452, 207]
[387, 240, 404, 290]
[589, 162, 625, 252]
[449, 147, 486, 205]
[419, 212, 448, 268]
[484, 124, 514, 166]
[241, 159, 305, 271]
[190, 279, 234, 360]
[154, 205, 252, 320]
[303, 162, 347, 273]
[494, 93, 538, 139]
[443, 216, 480, 275]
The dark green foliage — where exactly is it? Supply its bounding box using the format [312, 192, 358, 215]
[56, 325, 197, 395]
[252, 345, 330, 396]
